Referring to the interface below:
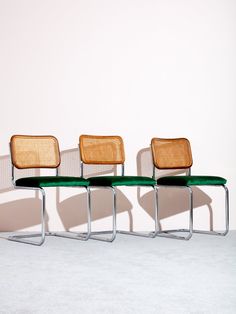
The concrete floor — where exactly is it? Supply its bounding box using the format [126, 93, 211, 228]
[0, 232, 235, 314]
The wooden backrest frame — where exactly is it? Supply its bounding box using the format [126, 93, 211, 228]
[10, 135, 61, 169]
[151, 138, 193, 170]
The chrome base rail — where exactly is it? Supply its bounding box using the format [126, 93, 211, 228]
[8, 187, 46, 246]
[155, 186, 193, 240]
[155, 185, 229, 241]
[117, 230, 155, 238]
[85, 187, 117, 242]
[8, 186, 91, 246]
[82, 185, 158, 242]
[80, 230, 155, 238]
[8, 233, 45, 246]
[8, 184, 228, 245]
[53, 188, 91, 241]
[118, 186, 158, 239]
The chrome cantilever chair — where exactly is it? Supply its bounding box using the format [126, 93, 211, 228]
[151, 138, 229, 240]
[79, 135, 158, 242]
[9, 135, 90, 246]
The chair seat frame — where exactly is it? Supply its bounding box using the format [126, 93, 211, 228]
[81, 185, 158, 242]
[9, 162, 91, 246]
[151, 138, 230, 240]
[80, 161, 158, 242]
[154, 182, 229, 241]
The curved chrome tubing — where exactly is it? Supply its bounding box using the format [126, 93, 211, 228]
[154, 186, 193, 240]
[154, 185, 229, 240]
[80, 161, 158, 241]
[8, 186, 91, 246]
[192, 185, 229, 236]
[53, 187, 91, 241]
[118, 186, 158, 239]
[83, 185, 158, 242]
[8, 184, 229, 245]
[117, 231, 155, 238]
[87, 187, 117, 242]
[8, 187, 46, 246]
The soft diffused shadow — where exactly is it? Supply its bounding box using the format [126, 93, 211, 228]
[57, 148, 133, 230]
[60, 148, 117, 178]
[138, 187, 212, 219]
[0, 154, 14, 193]
[0, 154, 49, 232]
[0, 198, 49, 232]
[57, 189, 132, 231]
[136, 148, 213, 230]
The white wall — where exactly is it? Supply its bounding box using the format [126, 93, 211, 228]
[0, 0, 235, 232]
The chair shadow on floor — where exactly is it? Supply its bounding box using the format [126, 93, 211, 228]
[56, 148, 132, 231]
[0, 154, 49, 233]
[136, 148, 213, 231]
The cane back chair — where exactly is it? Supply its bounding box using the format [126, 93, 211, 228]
[9, 135, 90, 245]
[79, 135, 157, 242]
[151, 138, 229, 240]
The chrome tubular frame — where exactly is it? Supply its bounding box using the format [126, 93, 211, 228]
[8, 159, 48, 246]
[117, 185, 158, 238]
[53, 186, 91, 241]
[154, 184, 229, 240]
[155, 185, 193, 240]
[81, 162, 158, 241]
[80, 161, 84, 178]
[192, 185, 229, 236]
[82, 185, 158, 242]
[8, 186, 47, 246]
[81, 186, 117, 242]
[52, 168, 91, 241]
[153, 163, 229, 239]
[121, 164, 125, 176]
[8, 162, 91, 245]
[153, 165, 156, 181]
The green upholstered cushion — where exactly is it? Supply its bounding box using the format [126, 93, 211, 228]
[156, 176, 227, 186]
[88, 176, 156, 187]
[15, 176, 89, 188]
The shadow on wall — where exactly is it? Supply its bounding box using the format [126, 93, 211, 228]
[0, 147, 215, 232]
[57, 148, 132, 231]
[0, 155, 49, 232]
[136, 148, 213, 230]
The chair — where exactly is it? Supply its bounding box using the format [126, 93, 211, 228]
[79, 135, 158, 242]
[151, 137, 229, 240]
[9, 135, 91, 246]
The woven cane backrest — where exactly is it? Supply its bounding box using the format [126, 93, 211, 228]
[10, 135, 61, 169]
[151, 138, 193, 169]
[79, 135, 125, 164]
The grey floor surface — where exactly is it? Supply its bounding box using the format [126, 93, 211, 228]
[0, 232, 236, 314]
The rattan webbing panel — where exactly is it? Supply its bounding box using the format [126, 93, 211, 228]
[79, 135, 125, 164]
[11, 135, 61, 169]
[151, 138, 193, 169]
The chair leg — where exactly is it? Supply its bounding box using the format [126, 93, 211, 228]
[54, 187, 92, 241]
[89, 187, 117, 242]
[118, 186, 158, 238]
[155, 186, 193, 240]
[193, 185, 229, 236]
[8, 188, 46, 246]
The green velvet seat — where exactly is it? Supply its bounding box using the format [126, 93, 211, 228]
[88, 176, 156, 187]
[157, 176, 227, 186]
[15, 176, 89, 188]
